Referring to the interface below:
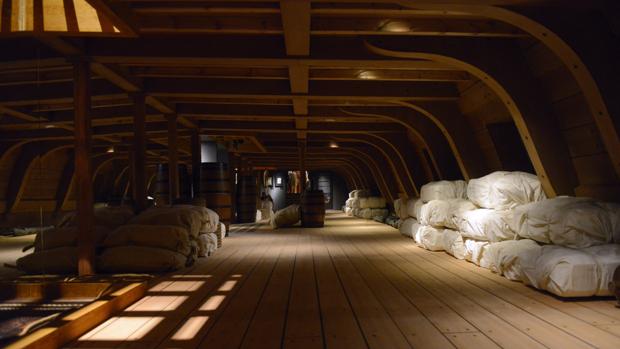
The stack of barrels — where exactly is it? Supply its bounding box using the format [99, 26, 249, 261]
[236, 175, 257, 223]
[301, 190, 326, 228]
[198, 163, 232, 242]
[153, 164, 191, 205]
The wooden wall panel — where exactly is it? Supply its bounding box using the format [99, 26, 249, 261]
[0, 147, 21, 200]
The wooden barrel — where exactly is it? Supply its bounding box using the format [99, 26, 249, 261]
[154, 164, 191, 205]
[199, 163, 232, 230]
[301, 190, 326, 228]
[237, 175, 257, 223]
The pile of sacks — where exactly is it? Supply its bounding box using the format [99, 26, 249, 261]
[17, 205, 223, 275]
[396, 171, 620, 298]
[345, 190, 389, 221]
[17, 206, 135, 274]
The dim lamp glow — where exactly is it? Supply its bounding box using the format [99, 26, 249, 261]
[329, 141, 339, 148]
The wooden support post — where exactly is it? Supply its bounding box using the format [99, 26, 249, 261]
[191, 129, 201, 198]
[131, 93, 147, 212]
[166, 114, 179, 203]
[73, 59, 95, 276]
[298, 139, 307, 192]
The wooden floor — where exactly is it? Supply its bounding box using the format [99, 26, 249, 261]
[68, 211, 620, 349]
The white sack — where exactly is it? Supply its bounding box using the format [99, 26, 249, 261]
[393, 198, 407, 219]
[200, 233, 218, 257]
[130, 207, 203, 238]
[455, 209, 515, 242]
[519, 245, 599, 297]
[17, 247, 78, 274]
[270, 204, 300, 229]
[467, 171, 545, 210]
[103, 224, 191, 256]
[359, 197, 386, 209]
[345, 207, 354, 216]
[483, 239, 540, 281]
[442, 229, 467, 260]
[399, 218, 421, 239]
[34, 226, 110, 251]
[345, 198, 360, 209]
[174, 205, 220, 234]
[350, 189, 371, 199]
[418, 199, 476, 229]
[371, 208, 388, 220]
[583, 244, 620, 296]
[355, 208, 373, 220]
[405, 198, 424, 219]
[464, 239, 490, 266]
[420, 180, 467, 202]
[512, 197, 619, 248]
[98, 246, 187, 273]
[416, 226, 445, 251]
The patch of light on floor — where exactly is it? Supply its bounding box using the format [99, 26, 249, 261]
[124, 296, 188, 312]
[156, 281, 205, 292]
[171, 274, 213, 279]
[81, 316, 164, 341]
[171, 316, 210, 340]
[218, 280, 237, 292]
[200, 295, 226, 311]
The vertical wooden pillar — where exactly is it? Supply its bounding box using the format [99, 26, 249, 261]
[298, 139, 307, 192]
[230, 152, 239, 223]
[166, 114, 179, 203]
[131, 93, 147, 212]
[73, 58, 95, 276]
[191, 130, 201, 198]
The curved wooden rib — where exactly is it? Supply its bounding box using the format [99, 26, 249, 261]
[365, 38, 576, 197]
[398, 2, 620, 180]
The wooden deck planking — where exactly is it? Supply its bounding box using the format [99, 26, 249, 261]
[64, 212, 620, 349]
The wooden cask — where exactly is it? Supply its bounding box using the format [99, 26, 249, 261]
[237, 175, 257, 223]
[154, 164, 191, 205]
[301, 190, 326, 228]
[199, 163, 232, 230]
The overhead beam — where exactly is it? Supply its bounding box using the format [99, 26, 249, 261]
[280, 0, 311, 56]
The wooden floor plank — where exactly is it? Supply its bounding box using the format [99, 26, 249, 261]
[282, 233, 324, 349]
[198, 234, 290, 348]
[323, 231, 413, 349]
[310, 232, 369, 349]
[61, 212, 620, 349]
[240, 233, 299, 349]
[331, 231, 456, 349]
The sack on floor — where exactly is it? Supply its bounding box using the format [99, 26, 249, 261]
[583, 244, 620, 296]
[455, 209, 515, 242]
[443, 229, 467, 260]
[129, 207, 204, 238]
[415, 226, 445, 251]
[172, 205, 220, 234]
[405, 198, 424, 219]
[512, 197, 619, 248]
[519, 245, 599, 297]
[34, 226, 110, 252]
[270, 204, 300, 229]
[16, 247, 78, 274]
[349, 190, 371, 199]
[58, 206, 135, 230]
[371, 208, 388, 220]
[345, 207, 354, 216]
[345, 198, 360, 209]
[393, 198, 407, 219]
[420, 180, 467, 202]
[418, 199, 476, 229]
[464, 239, 489, 267]
[359, 197, 386, 209]
[98, 246, 187, 273]
[355, 208, 373, 220]
[103, 224, 191, 256]
[467, 171, 545, 210]
[483, 239, 540, 281]
[399, 218, 420, 238]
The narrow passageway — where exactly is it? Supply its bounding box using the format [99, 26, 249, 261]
[68, 211, 620, 349]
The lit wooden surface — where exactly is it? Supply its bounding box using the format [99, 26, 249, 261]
[68, 212, 620, 348]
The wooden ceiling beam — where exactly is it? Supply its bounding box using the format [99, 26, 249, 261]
[279, 0, 311, 56]
[85, 0, 139, 36]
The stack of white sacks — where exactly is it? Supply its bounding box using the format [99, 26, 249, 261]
[396, 171, 620, 298]
[345, 190, 389, 221]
